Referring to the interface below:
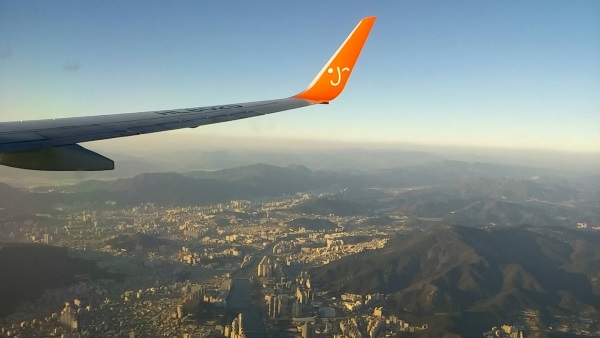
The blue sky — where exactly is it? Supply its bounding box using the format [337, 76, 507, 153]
[1, 1, 598, 153]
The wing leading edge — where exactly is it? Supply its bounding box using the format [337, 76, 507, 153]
[0, 16, 376, 171]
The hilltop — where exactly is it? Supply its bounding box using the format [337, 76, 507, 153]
[104, 233, 169, 252]
[311, 225, 600, 336]
[0, 243, 118, 318]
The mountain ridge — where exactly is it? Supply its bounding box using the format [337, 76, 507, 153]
[311, 225, 600, 335]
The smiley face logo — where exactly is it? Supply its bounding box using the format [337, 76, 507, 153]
[327, 66, 351, 86]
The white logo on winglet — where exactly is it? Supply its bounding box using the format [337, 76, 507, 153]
[328, 66, 350, 86]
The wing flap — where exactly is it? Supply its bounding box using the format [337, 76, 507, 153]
[0, 144, 114, 171]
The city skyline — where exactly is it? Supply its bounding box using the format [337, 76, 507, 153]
[1, 1, 598, 153]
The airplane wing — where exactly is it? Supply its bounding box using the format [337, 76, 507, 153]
[0, 17, 376, 171]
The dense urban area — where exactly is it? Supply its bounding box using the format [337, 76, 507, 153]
[1, 189, 423, 337]
[0, 159, 599, 338]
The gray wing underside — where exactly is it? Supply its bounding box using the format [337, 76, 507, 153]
[0, 97, 313, 171]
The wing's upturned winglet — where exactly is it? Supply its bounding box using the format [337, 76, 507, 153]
[293, 16, 376, 103]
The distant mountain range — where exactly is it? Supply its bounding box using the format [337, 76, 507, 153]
[0, 161, 597, 228]
[1, 147, 598, 189]
[311, 225, 600, 336]
[0, 149, 446, 186]
[54, 163, 355, 205]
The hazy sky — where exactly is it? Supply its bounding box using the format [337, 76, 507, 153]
[1, 1, 598, 153]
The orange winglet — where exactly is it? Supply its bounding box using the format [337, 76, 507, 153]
[294, 16, 376, 103]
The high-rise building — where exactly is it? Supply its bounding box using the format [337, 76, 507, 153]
[231, 320, 238, 337]
[296, 287, 310, 305]
[257, 256, 272, 277]
[267, 294, 282, 318]
[292, 302, 302, 318]
[176, 305, 183, 319]
[226, 313, 244, 338]
[302, 323, 313, 338]
[59, 302, 78, 332]
[189, 285, 206, 300]
[238, 313, 244, 337]
[223, 325, 231, 338]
